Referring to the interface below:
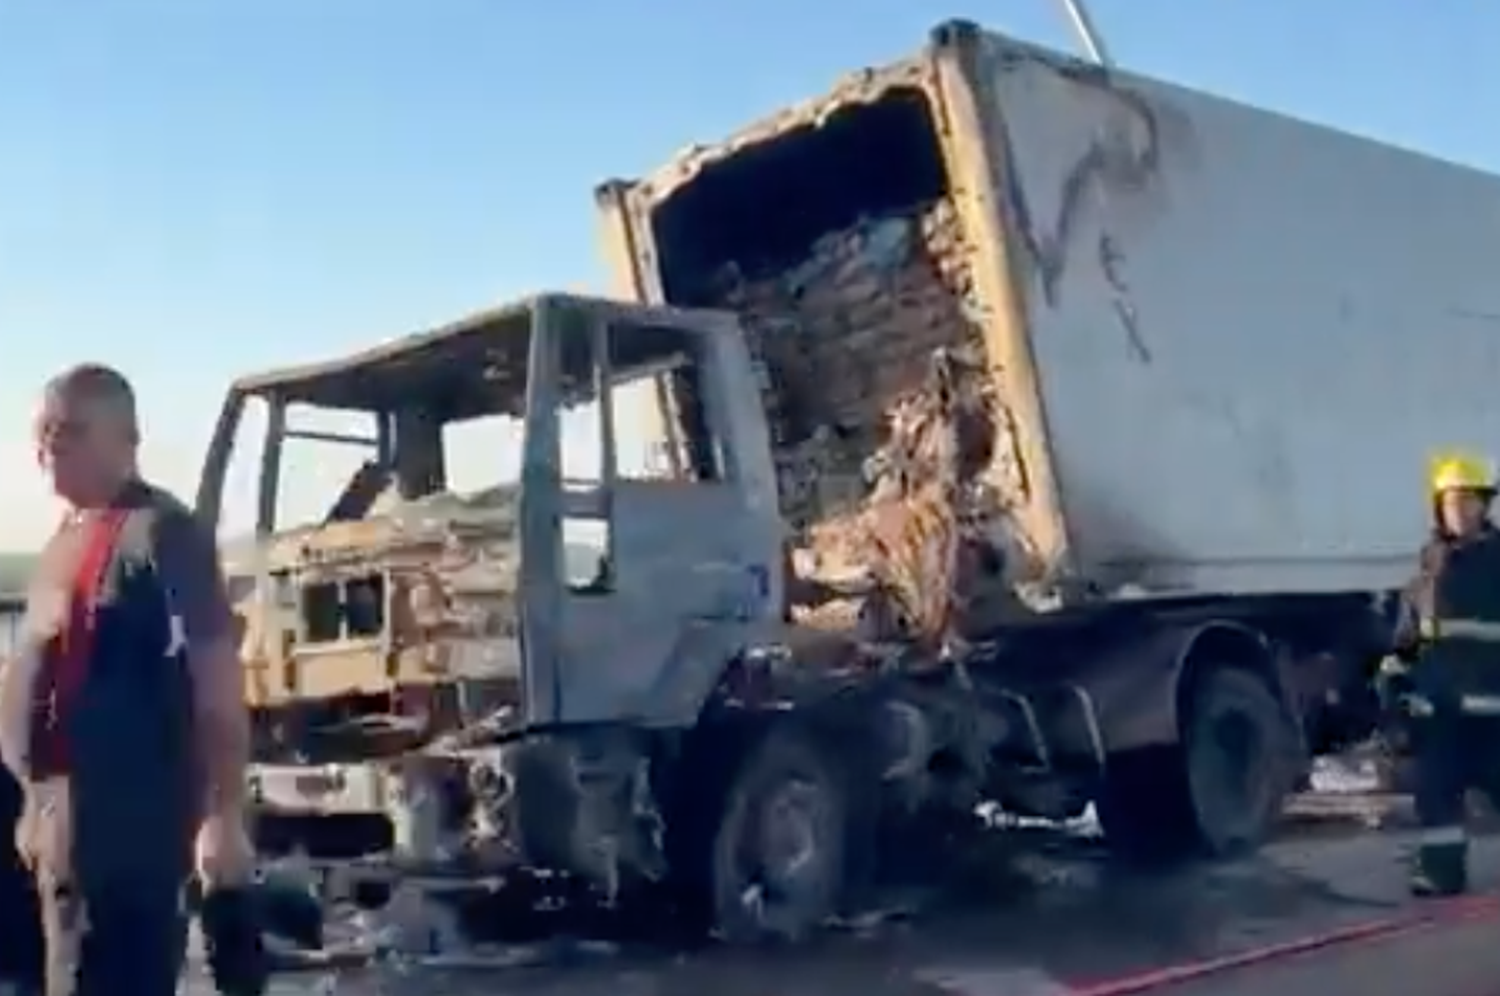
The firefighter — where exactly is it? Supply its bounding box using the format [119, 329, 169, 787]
[1379, 450, 1500, 897]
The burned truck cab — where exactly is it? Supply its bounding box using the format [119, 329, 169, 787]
[194, 295, 784, 888]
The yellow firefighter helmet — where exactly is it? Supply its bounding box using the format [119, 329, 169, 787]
[1429, 450, 1499, 495]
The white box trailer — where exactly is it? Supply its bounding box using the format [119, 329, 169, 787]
[597, 20, 1500, 608]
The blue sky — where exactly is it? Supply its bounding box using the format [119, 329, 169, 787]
[0, 0, 1491, 548]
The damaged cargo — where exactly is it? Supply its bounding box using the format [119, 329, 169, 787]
[712, 200, 1030, 649]
[193, 18, 1500, 947]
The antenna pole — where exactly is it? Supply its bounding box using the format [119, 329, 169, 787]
[1055, 0, 1114, 68]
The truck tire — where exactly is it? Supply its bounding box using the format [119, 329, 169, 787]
[705, 726, 852, 944]
[1099, 668, 1298, 862]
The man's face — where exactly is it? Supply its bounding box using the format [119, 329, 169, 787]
[34, 392, 134, 503]
[1439, 488, 1491, 538]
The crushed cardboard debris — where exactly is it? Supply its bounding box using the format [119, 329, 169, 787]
[711, 199, 1035, 649]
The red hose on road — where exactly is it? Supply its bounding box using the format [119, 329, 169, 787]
[1066, 894, 1500, 996]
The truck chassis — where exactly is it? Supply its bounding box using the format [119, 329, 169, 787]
[246, 588, 1383, 944]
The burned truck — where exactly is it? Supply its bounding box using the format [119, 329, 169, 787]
[588, 17, 1500, 907]
[196, 289, 1351, 946]
[194, 20, 1500, 943]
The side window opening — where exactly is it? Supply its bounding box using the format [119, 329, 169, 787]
[608, 324, 727, 485]
[440, 414, 523, 500]
[559, 312, 611, 592]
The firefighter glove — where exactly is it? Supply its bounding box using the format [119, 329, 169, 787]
[1375, 655, 1413, 713]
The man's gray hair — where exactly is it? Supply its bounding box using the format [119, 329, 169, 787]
[44, 363, 140, 439]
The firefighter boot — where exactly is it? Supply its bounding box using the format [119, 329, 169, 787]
[1411, 842, 1469, 897]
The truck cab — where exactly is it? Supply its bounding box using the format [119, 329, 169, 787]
[194, 295, 791, 858]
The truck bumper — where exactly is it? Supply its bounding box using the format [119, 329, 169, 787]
[247, 731, 665, 899]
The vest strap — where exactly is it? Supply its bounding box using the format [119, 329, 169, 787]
[31, 510, 129, 778]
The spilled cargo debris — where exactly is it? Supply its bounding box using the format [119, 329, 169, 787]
[715, 199, 1034, 649]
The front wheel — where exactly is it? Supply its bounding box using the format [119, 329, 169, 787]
[707, 727, 852, 944]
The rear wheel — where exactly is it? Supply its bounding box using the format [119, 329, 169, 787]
[1183, 669, 1301, 854]
[1099, 668, 1300, 862]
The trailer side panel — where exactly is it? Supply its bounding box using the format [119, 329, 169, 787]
[976, 32, 1500, 598]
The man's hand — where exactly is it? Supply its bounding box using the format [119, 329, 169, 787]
[195, 807, 255, 888]
[15, 780, 73, 880]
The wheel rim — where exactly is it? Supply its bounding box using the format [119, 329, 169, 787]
[1190, 707, 1274, 846]
[731, 777, 833, 935]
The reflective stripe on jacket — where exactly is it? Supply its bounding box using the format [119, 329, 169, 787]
[1402, 528, 1500, 705]
[1420, 616, 1500, 642]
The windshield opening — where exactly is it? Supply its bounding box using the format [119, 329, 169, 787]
[215, 308, 725, 551]
[263, 399, 541, 536]
[216, 317, 533, 536]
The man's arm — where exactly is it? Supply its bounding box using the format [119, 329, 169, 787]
[0, 655, 32, 781]
[153, 509, 249, 817]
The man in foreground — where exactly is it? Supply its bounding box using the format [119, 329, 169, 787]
[0, 364, 258, 994]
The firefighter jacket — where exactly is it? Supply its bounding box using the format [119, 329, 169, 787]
[1394, 526, 1500, 716]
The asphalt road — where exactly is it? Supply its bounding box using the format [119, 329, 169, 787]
[1156, 909, 1500, 996]
[184, 799, 1500, 996]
